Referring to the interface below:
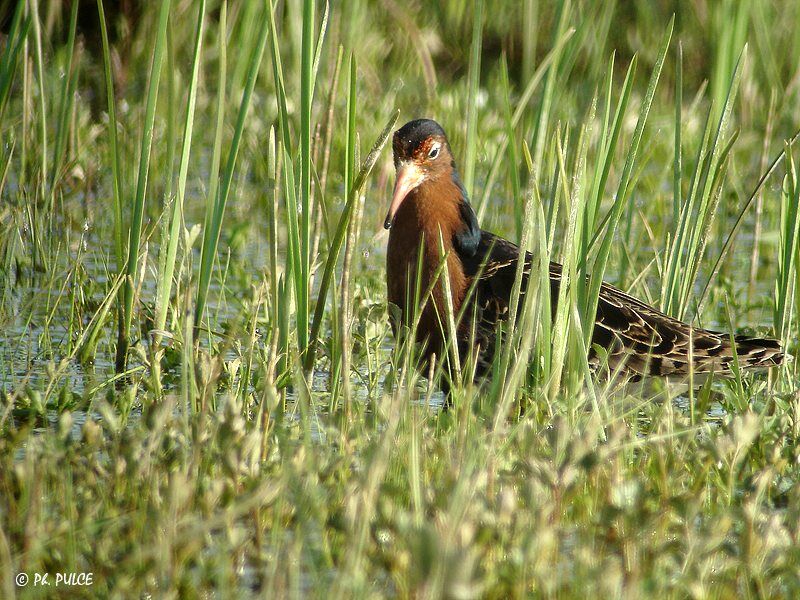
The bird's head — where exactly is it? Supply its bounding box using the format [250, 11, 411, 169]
[384, 119, 455, 230]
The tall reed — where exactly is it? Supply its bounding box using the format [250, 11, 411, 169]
[0, 1, 28, 128]
[194, 1, 270, 337]
[114, 0, 170, 373]
[49, 0, 80, 207]
[661, 47, 745, 320]
[774, 147, 800, 348]
[151, 0, 207, 389]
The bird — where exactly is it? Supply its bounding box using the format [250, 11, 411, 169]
[383, 118, 783, 385]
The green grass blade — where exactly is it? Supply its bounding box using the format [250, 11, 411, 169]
[304, 110, 399, 373]
[584, 18, 673, 347]
[295, 0, 317, 353]
[0, 2, 29, 131]
[155, 0, 206, 338]
[95, 0, 124, 272]
[50, 0, 79, 199]
[663, 45, 745, 319]
[195, 1, 270, 332]
[115, 0, 171, 373]
[462, 0, 483, 198]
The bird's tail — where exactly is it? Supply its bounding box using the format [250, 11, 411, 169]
[663, 330, 784, 376]
[599, 326, 784, 379]
[731, 335, 784, 370]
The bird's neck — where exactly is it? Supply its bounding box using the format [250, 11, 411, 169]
[386, 172, 478, 351]
[392, 174, 480, 257]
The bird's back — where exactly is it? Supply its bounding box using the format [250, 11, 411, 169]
[459, 231, 783, 379]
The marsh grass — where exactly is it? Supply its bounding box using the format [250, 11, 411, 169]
[1, 0, 799, 597]
[114, 0, 170, 372]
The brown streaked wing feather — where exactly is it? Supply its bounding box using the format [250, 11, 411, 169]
[459, 232, 782, 378]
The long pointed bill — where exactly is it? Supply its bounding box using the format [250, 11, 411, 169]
[383, 162, 424, 229]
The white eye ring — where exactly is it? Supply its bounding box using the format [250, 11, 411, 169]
[428, 145, 440, 159]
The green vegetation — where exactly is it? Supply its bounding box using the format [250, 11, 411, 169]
[1, 0, 799, 596]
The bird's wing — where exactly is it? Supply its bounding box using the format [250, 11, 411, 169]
[590, 274, 782, 376]
[457, 232, 545, 374]
[460, 232, 782, 378]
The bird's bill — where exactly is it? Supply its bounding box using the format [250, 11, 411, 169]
[383, 162, 424, 229]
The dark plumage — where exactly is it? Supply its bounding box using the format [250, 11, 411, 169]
[384, 118, 783, 382]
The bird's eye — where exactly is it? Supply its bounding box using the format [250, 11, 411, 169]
[428, 146, 440, 159]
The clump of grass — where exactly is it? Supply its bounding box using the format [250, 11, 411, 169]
[151, 0, 206, 390]
[195, 1, 271, 344]
[774, 146, 800, 348]
[114, 0, 170, 373]
[661, 45, 745, 320]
